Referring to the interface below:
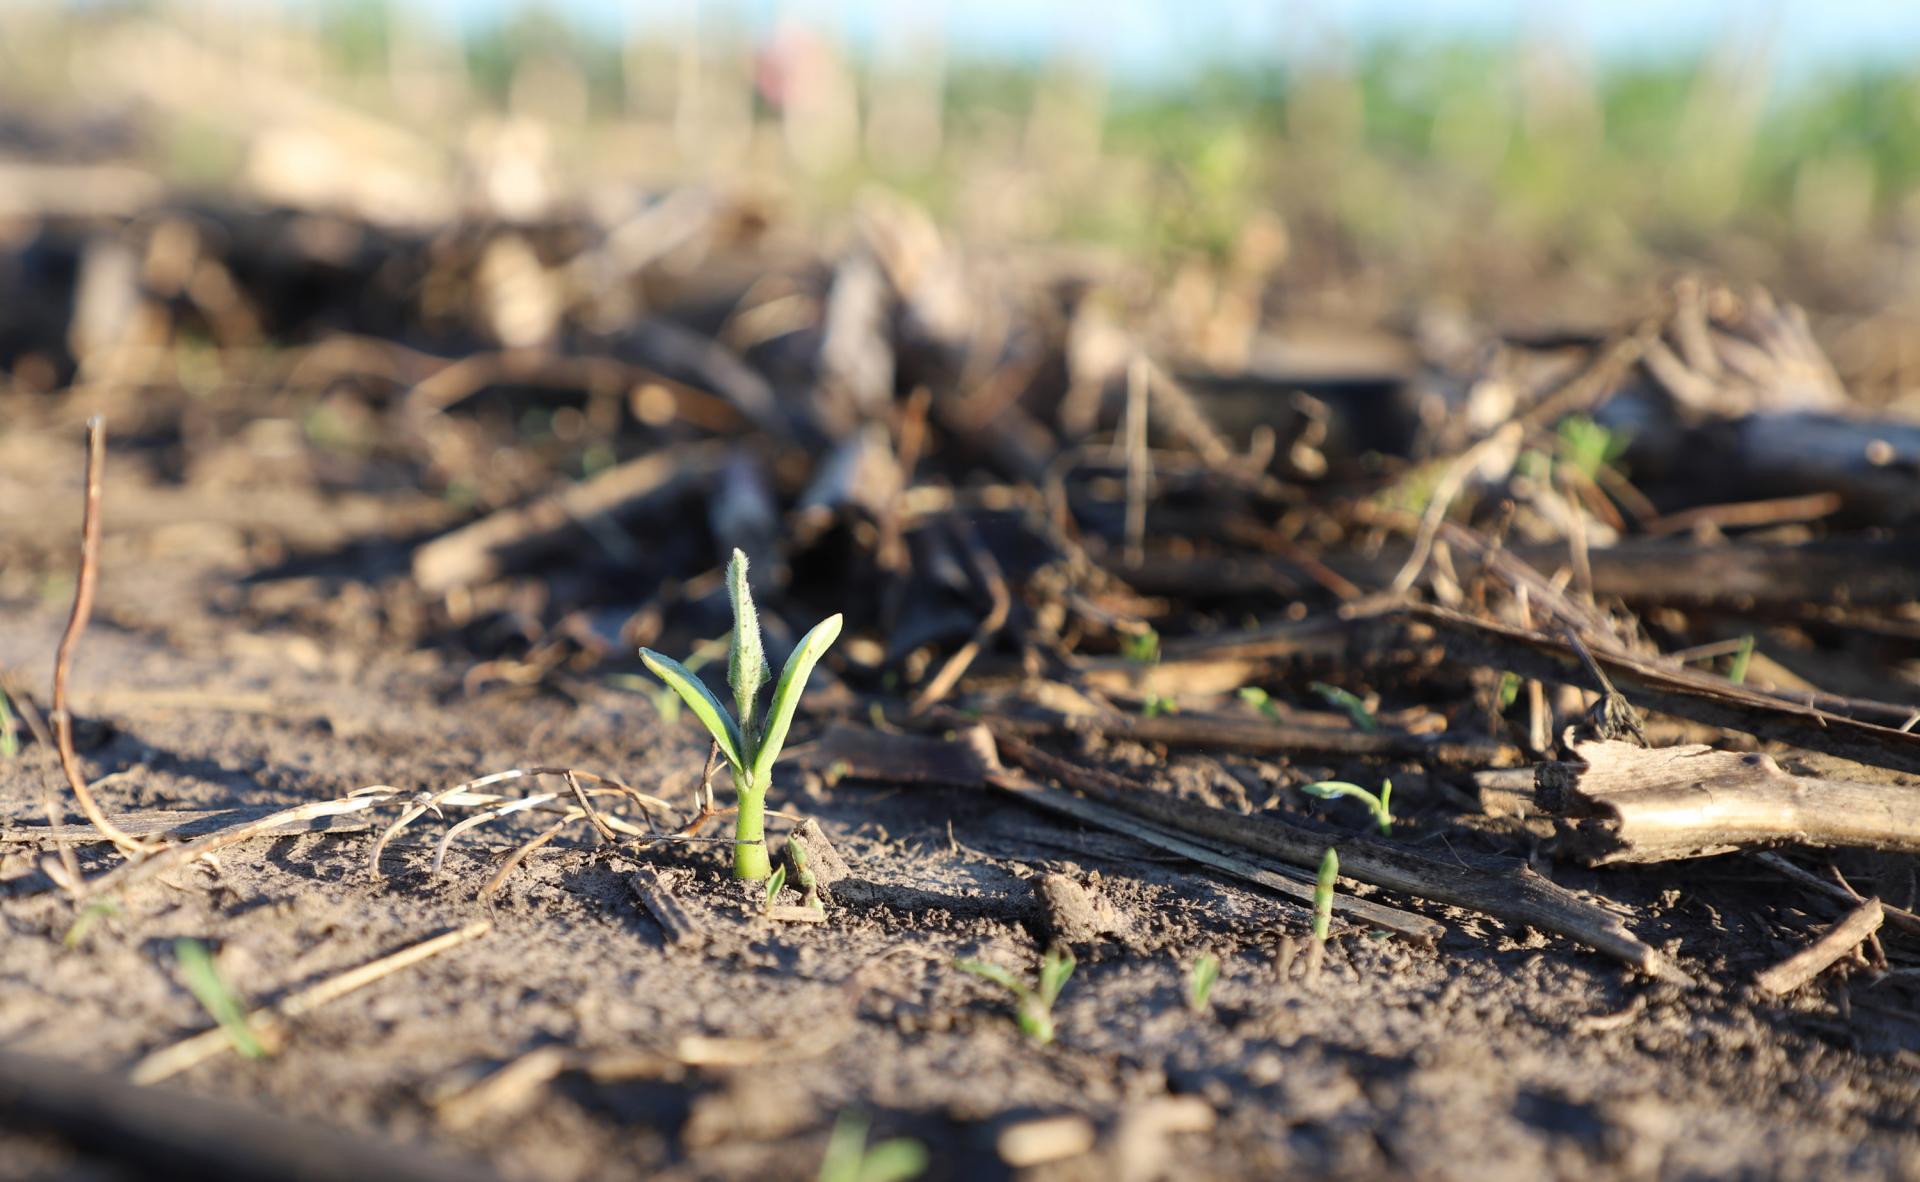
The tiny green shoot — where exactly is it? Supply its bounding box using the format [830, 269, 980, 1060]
[764, 864, 788, 913]
[641, 550, 842, 880]
[1122, 627, 1160, 665]
[955, 949, 1076, 1044]
[1728, 634, 1755, 686]
[817, 1110, 929, 1182]
[1187, 953, 1220, 1014]
[1313, 848, 1338, 943]
[1238, 686, 1282, 723]
[1555, 414, 1630, 481]
[1300, 778, 1393, 837]
[61, 898, 121, 949]
[174, 939, 268, 1060]
[1309, 682, 1377, 732]
[0, 689, 17, 759]
[1495, 671, 1521, 711]
[1142, 693, 1177, 718]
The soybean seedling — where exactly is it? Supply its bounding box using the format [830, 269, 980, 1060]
[763, 864, 788, 914]
[817, 1110, 929, 1182]
[1187, 953, 1221, 1014]
[1238, 686, 1283, 723]
[955, 949, 1076, 1045]
[1312, 848, 1339, 943]
[641, 550, 842, 881]
[1300, 778, 1393, 837]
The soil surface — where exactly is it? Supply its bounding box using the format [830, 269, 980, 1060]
[2, 418, 1919, 1182]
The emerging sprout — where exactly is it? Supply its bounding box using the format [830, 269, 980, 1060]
[955, 949, 1076, 1044]
[817, 1110, 929, 1182]
[1238, 686, 1282, 723]
[1300, 778, 1393, 837]
[1122, 627, 1161, 665]
[641, 549, 842, 880]
[1312, 848, 1339, 943]
[763, 864, 788, 913]
[1186, 953, 1221, 1014]
[1308, 682, 1377, 732]
[175, 939, 268, 1060]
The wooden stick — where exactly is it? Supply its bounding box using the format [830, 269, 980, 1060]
[1540, 739, 1920, 863]
[628, 867, 703, 947]
[81, 792, 398, 897]
[51, 418, 149, 859]
[988, 707, 1523, 770]
[1752, 899, 1883, 996]
[1748, 852, 1920, 936]
[129, 922, 492, 1085]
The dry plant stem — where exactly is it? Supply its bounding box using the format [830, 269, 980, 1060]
[987, 706, 1522, 769]
[1540, 740, 1920, 863]
[129, 922, 492, 1085]
[987, 728, 1685, 982]
[81, 792, 399, 898]
[910, 516, 1012, 714]
[1749, 852, 1920, 936]
[629, 867, 702, 947]
[1752, 898, 1884, 996]
[989, 766, 1441, 940]
[1406, 604, 1920, 775]
[51, 418, 148, 859]
[481, 816, 580, 898]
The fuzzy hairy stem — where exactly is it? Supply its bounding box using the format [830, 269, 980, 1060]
[731, 770, 771, 880]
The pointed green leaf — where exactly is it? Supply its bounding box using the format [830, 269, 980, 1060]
[749, 613, 843, 787]
[954, 959, 1024, 994]
[1037, 949, 1076, 1006]
[640, 648, 745, 771]
[726, 549, 767, 736]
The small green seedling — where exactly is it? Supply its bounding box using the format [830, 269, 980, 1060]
[1186, 953, 1221, 1014]
[642, 550, 843, 880]
[790, 844, 825, 912]
[1312, 848, 1339, 943]
[817, 1110, 929, 1182]
[763, 864, 788, 913]
[0, 689, 18, 759]
[174, 939, 268, 1060]
[1238, 686, 1282, 723]
[61, 898, 121, 949]
[1309, 682, 1377, 732]
[1122, 627, 1160, 665]
[1142, 693, 1178, 718]
[1495, 671, 1521, 711]
[1728, 634, 1755, 686]
[1300, 778, 1393, 837]
[1555, 414, 1630, 481]
[955, 949, 1076, 1044]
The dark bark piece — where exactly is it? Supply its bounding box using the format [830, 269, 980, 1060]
[627, 868, 702, 948]
[1539, 739, 1920, 864]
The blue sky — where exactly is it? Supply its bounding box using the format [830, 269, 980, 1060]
[392, 0, 1920, 84]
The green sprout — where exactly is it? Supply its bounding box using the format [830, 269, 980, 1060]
[1142, 693, 1178, 718]
[1300, 778, 1393, 837]
[1555, 414, 1630, 481]
[1728, 635, 1755, 686]
[1312, 848, 1339, 943]
[763, 864, 788, 913]
[641, 550, 842, 881]
[1309, 682, 1377, 732]
[1186, 953, 1221, 1014]
[1122, 627, 1161, 665]
[0, 689, 18, 759]
[1495, 672, 1522, 711]
[174, 939, 268, 1060]
[955, 949, 1076, 1045]
[817, 1110, 929, 1182]
[789, 844, 825, 913]
[62, 899, 121, 949]
[1238, 686, 1282, 723]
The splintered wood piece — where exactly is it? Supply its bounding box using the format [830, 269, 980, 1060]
[987, 708, 1523, 769]
[628, 868, 703, 947]
[1541, 739, 1920, 864]
[1752, 898, 1884, 996]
